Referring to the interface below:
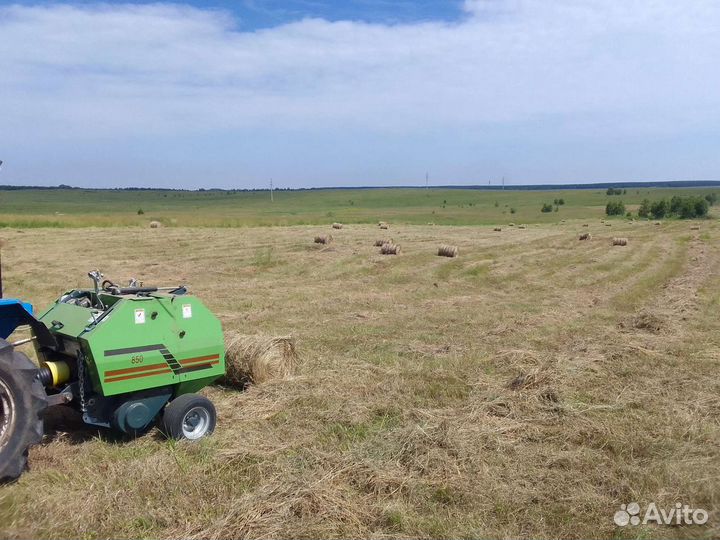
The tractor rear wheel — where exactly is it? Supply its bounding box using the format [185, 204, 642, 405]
[0, 339, 46, 482]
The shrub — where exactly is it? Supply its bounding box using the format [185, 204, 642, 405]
[510, 207, 516, 214]
[557, 198, 565, 205]
[638, 199, 651, 218]
[606, 187, 622, 196]
[706, 193, 718, 206]
[606, 200, 626, 216]
[650, 199, 669, 219]
[137, 208, 144, 215]
[541, 203, 553, 213]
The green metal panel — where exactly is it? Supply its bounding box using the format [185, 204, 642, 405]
[37, 292, 225, 397]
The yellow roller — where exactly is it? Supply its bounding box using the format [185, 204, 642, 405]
[42, 360, 70, 386]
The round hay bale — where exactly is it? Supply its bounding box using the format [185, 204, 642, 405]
[654, 221, 662, 226]
[380, 243, 400, 255]
[332, 222, 343, 229]
[508, 223, 515, 227]
[518, 225, 527, 230]
[314, 234, 333, 244]
[149, 221, 162, 228]
[493, 227, 502, 232]
[437, 245, 458, 258]
[582, 224, 589, 227]
[222, 333, 299, 388]
[374, 238, 393, 247]
[579, 233, 591, 241]
[379, 224, 389, 230]
[612, 237, 628, 246]
[690, 226, 700, 230]
[605, 223, 612, 227]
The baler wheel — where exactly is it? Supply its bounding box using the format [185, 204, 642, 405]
[0, 339, 47, 482]
[162, 393, 216, 441]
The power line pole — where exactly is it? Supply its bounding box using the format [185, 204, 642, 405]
[502, 176, 505, 190]
[270, 178, 274, 202]
[425, 171, 429, 190]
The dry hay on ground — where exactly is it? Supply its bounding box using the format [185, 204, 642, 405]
[437, 245, 459, 258]
[314, 235, 333, 244]
[221, 333, 299, 388]
[380, 243, 400, 255]
[612, 237, 628, 246]
[149, 221, 162, 228]
[578, 233, 591, 241]
[374, 238, 393, 247]
[332, 223, 343, 229]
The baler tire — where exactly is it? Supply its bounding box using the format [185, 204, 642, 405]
[0, 339, 47, 483]
[162, 393, 216, 441]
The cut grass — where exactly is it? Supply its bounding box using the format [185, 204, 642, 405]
[0, 220, 717, 539]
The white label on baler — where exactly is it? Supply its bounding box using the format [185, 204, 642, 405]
[182, 304, 192, 319]
[134, 309, 146, 324]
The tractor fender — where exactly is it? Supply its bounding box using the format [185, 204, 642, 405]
[0, 299, 56, 348]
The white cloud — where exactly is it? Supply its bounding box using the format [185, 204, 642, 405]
[1, 1, 719, 185]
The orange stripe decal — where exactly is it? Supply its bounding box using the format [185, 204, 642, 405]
[179, 354, 220, 365]
[104, 368, 172, 383]
[104, 362, 169, 377]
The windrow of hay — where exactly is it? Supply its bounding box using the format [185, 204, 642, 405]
[332, 222, 343, 229]
[314, 234, 333, 244]
[380, 242, 400, 255]
[437, 245, 459, 258]
[221, 332, 299, 388]
[374, 238, 393, 247]
[149, 221, 162, 228]
[612, 237, 628, 246]
[578, 233, 591, 241]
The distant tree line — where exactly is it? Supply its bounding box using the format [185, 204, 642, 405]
[606, 187, 626, 195]
[637, 195, 712, 219]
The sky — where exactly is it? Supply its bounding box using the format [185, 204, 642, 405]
[1, 0, 719, 189]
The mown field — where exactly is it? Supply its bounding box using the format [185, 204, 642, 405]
[0, 208, 718, 539]
[0, 186, 718, 227]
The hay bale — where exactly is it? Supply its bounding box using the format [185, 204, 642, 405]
[374, 238, 393, 247]
[518, 225, 526, 230]
[582, 224, 589, 227]
[691, 226, 700, 230]
[149, 221, 162, 228]
[605, 223, 612, 227]
[222, 333, 299, 388]
[380, 243, 400, 255]
[314, 234, 333, 244]
[612, 237, 628, 246]
[493, 227, 502, 232]
[579, 233, 591, 241]
[332, 222, 343, 229]
[508, 223, 515, 227]
[654, 221, 662, 226]
[379, 223, 389, 230]
[437, 245, 458, 258]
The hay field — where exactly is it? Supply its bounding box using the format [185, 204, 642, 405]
[0, 219, 718, 539]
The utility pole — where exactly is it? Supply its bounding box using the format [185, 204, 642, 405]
[425, 172, 429, 190]
[270, 178, 274, 202]
[502, 176, 505, 190]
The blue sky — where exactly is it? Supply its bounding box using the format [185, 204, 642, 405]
[1, 1, 719, 189]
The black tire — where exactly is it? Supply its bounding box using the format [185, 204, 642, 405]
[0, 339, 46, 482]
[161, 393, 216, 441]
